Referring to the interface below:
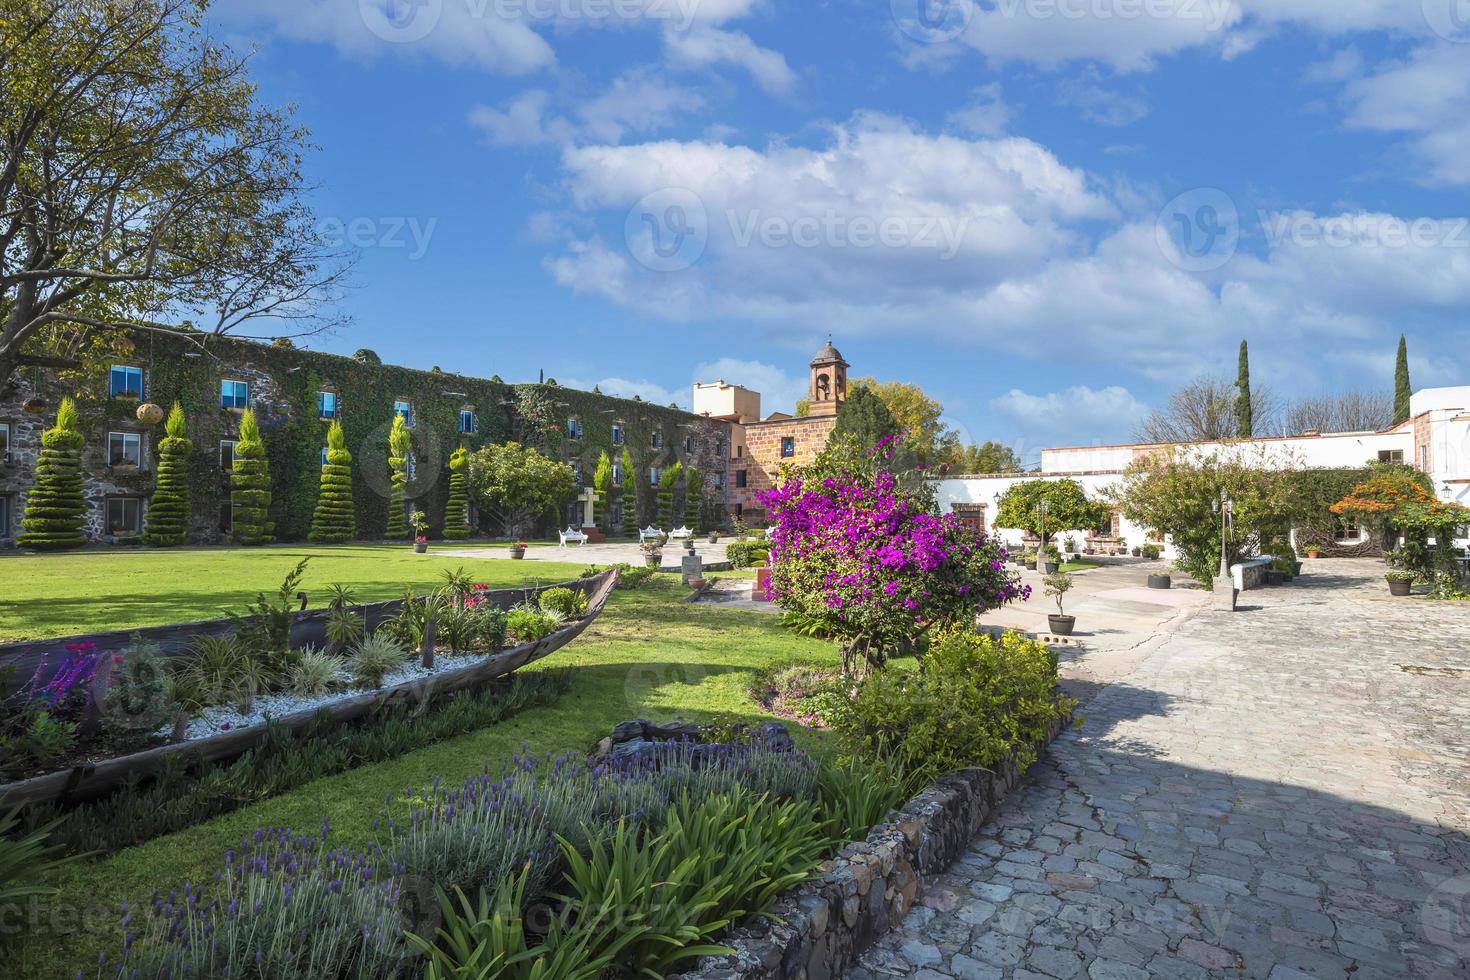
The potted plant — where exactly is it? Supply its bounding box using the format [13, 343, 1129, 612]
[1043, 544, 1061, 575]
[707, 531, 719, 544]
[1304, 546, 1320, 559]
[688, 576, 706, 591]
[641, 536, 665, 569]
[1044, 571, 1076, 636]
[1147, 571, 1172, 589]
[509, 541, 527, 559]
[1385, 569, 1415, 596]
[409, 511, 429, 552]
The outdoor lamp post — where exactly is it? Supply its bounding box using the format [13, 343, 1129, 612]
[1036, 498, 1049, 573]
[1211, 489, 1233, 579]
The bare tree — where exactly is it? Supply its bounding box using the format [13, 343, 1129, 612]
[1285, 392, 1394, 434]
[1135, 375, 1279, 444]
[0, 0, 351, 385]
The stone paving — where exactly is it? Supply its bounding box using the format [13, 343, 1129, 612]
[849, 559, 1470, 980]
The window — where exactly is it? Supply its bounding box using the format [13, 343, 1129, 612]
[612, 462, 623, 487]
[567, 418, 582, 440]
[685, 436, 694, 454]
[106, 497, 142, 535]
[1334, 520, 1363, 544]
[108, 431, 142, 468]
[109, 365, 143, 399]
[0, 494, 11, 539]
[1419, 446, 1429, 469]
[649, 466, 661, 486]
[1377, 449, 1404, 464]
[612, 424, 625, 446]
[458, 409, 477, 434]
[318, 390, 339, 419]
[571, 460, 583, 484]
[219, 439, 238, 468]
[781, 437, 795, 458]
[735, 470, 748, 489]
[394, 399, 413, 424]
[712, 473, 725, 489]
[650, 431, 662, 450]
[737, 445, 744, 458]
[221, 379, 250, 410]
[321, 446, 330, 467]
[0, 422, 11, 464]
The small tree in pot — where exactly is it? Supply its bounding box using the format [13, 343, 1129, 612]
[1043, 571, 1076, 636]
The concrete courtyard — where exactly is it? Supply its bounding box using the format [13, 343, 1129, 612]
[851, 558, 1470, 980]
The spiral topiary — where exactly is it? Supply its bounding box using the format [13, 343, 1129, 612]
[17, 397, 87, 550]
[684, 465, 703, 533]
[230, 409, 275, 545]
[141, 403, 192, 546]
[657, 461, 681, 530]
[309, 419, 356, 543]
[621, 447, 638, 536]
[386, 413, 410, 539]
[441, 446, 471, 539]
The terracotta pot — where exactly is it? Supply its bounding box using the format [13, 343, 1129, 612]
[688, 578, 706, 590]
[1305, 550, 1320, 559]
[1047, 614, 1076, 636]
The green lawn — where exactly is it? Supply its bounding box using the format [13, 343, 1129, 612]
[1059, 559, 1102, 573]
[0, 544, 589, 643]
[9, 579, 837, 978]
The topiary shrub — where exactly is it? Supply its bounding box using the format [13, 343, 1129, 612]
[441, 446, 471, 540]
[657, 461, 681, 529]
[386, 414, 410, 540]
[537, 587, 585, 618]
[309, 420, 356, 543]
[684, 465, 703, 532]
[230, 409, 275, 545]
[18, 398, 87, 550]
[142, 403, 192, 546]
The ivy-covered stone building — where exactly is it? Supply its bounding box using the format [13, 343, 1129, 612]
[0, 331, 731, 547]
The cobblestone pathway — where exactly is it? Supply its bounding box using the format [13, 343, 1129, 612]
[850, 560, 1470, 980]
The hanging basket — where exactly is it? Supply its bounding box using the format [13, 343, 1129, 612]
[23, 397, 47, 415]
[136, 402, 165, 425]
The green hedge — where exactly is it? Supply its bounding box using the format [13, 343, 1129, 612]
[309, 420, 356, 543]
[141, 403, 191, 546]
[17, 398, 87, 550]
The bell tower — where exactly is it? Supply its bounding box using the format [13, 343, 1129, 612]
[808, 338, 849, 417]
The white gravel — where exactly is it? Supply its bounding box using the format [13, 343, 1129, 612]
[165, 649, 490, 742]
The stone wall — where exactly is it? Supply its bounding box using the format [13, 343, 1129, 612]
[732, 415, 837, 520]
[670, 713, 1071, 980]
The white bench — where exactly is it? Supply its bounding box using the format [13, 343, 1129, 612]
[558, 527, 588, 547]
[639, 526, 665, 542]
[669, 526, 693, 540]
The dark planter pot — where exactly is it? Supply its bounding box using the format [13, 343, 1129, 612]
[1047, 614, 1076, 636]
[413, 542, 428, 554]
[509, 548, 525, 560]
[1292, 562, 1303, 577]
[645, 554, 662, 568]
[1043, 562, 1059, 574]
[1265, 570, 1286, 586]
[1147, 574, 1172, 590]
[1388, 579, 1412, 596]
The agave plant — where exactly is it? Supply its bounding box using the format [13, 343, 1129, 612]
[287, 646, 346, 697]
[349, 633, 409, 689]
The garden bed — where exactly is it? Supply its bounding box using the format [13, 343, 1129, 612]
[0, 568, 617, 807]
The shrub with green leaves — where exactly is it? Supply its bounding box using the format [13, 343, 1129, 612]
[142, 403, 192, 546]
[350, 632, 408, 688]
[288, 646, 345, 697]
[17, 397, 86, 550]
[506, 603, 562, 643]
[725, 540, 770, 568]
[610, 562, 655, 590]
[309, 419, 356, 543]
[175, 634, 263, 709]
[19, 710, 78, 767]
[815, 755, 917, 844]
[0, 805, 86, 914]
[826, 629, 1074, 782]
[386, 413, 411, 539]
[441, 446, 471, 540]
[538, 587, 586, 618]
[229, 408, 275, 545]
[657, 461, 681, 529]
[684, 465, 703, 532]
[104, 635, 173, 743]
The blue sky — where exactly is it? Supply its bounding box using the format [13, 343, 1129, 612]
[209, 0, 1470, 463]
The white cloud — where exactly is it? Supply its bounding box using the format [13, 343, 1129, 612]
[468, 71, 703, 146]
[1053, 71, 1151, 126]
[1341, 43, 1470, 187]
[692, 357, 809, 415]
[561, 375, 688, 408]
[469, 90, 571, 145]
[991, 385, 1151, 442]
[662, 25, 796, 93]
[946, 84, 1013, 136]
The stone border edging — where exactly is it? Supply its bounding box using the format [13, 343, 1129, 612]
[670, 711, 1073, 980]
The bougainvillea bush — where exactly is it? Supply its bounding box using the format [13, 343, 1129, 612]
[760, 436, 1028, 673]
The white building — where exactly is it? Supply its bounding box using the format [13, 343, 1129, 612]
[930, 385, 1470, 558]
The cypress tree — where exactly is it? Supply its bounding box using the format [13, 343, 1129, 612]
[1394, 335, 1412, 425]
[441, 446, 471, 540]
[1235, 340, 1252, 438]
[684, 465, 703, 532]
[17, 397, 87, 550]
[309, 420, 357, 543]
[386, 414, 410, 539]
[621, 447, 639, 535]
[230, 409, 274, 545]
[832, 384, 899, 450]
[593, 450, 613, 536]
[142, 403, 192, 546]
[658, 461, 681, 529]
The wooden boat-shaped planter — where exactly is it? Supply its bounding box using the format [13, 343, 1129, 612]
[0, 568, 618, 809]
